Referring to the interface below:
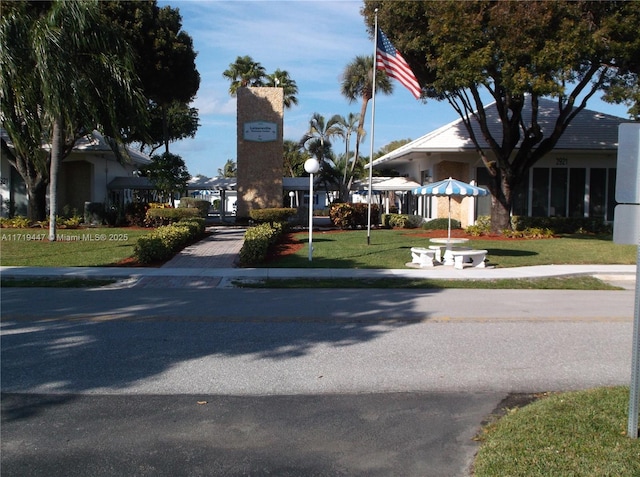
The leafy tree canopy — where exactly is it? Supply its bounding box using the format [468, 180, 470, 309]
[140, 151, 191, 202]
[363, 0, 640, 230]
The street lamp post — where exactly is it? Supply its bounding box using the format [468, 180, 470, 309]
[304, 158, 320, 261]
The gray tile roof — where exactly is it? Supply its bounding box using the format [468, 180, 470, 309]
[373, 97, 630, 166]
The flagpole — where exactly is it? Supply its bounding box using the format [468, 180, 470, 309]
[366, 9, 378, 246]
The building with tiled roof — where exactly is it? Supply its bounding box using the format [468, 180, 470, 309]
[372, 97, 631, 226]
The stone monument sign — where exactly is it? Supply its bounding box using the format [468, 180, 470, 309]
[236, 87, 284, 218]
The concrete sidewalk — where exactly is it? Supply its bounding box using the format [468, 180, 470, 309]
[1, 225, 637, 288]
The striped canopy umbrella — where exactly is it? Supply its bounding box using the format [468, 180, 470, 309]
[412, 177, 489, 240]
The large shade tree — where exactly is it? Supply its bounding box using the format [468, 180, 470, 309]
[100, 1, 200, 154]
[363, 0, 640, 231]
[0, 0, 147, 239]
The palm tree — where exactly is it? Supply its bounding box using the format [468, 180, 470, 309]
[299, 113, 343, 165]
[1, 1, 146, 240]
[265, 69, 299, 109]
[333, 112, 365, 201]
[217, 159, 237, 178]
[340, 55, 393, 174]
[283, 140, 308, 178]
[222, 55, 266, 96]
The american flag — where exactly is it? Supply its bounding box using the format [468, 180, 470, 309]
[376, 28, 421, 99]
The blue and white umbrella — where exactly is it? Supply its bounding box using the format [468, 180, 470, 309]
[412, 177, 489, 240]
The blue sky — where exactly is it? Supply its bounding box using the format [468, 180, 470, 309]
[161, 0, 632, 178]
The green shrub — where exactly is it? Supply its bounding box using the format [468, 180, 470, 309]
[465, 215, 491, 236]
[502, 227, 554, 239]
[423, 218, 461, 230]
[145, 207, 200, 227]
[386, 213, 424, 229]
[329, 203, 380, 229]
[124, 202, 149, 227]
[177, 217, 206, 235]
[133, 219, 205, 264]
[511, 216, 611, 234]
[239, 222, 284, 266]
[59, 216, 82, 229]
[0, 216, 31, 228]
[249, 208, 296, 225]
[134, 235, 171, 263]
[178, 197, 210, 217]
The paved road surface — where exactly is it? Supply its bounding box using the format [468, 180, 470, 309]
[1, 287, 636, 476]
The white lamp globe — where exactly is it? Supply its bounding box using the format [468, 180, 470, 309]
[304, 158, 320, 174]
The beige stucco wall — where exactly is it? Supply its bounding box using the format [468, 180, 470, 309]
[236, 87, 284, 218]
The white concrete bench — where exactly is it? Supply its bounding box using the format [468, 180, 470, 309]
[429, 245, 471, 263]
[450, 249, 488, 269]
[410, 247, 437, 267]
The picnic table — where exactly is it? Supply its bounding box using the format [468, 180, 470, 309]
[429, 238, 470, 266]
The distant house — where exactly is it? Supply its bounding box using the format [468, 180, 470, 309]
[371, 97, 630, 227]
[1, 130, 150, 217]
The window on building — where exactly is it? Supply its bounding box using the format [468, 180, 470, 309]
[589, 168, 606, 219]
[569, 168, 586, 217]
[550, 168, 568, 217]
[532, 168, 549, 217]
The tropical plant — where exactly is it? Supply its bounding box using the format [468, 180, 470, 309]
[363, 0, 640, 231]
[332, 112, 366, 201]
[265, 68, 299, 109]
[0, 0, 147, 240]
[340, 55, 393, 180]
[283, 140, 309, 178]
[217, 159, 237, 178]
[222, 55, 267, 96]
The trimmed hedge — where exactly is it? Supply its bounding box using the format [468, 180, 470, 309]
[239, 222, 284, 266]
[383, 213, 425, 229]
[249, 207, 296, 225]
[145, 207, 201, 227]
[178, 197, 210, 217]
[329, 203, 380, 229]
[423, 217, 461, 230]
[133, 218, 205, 264]
[511, 216, 611, 234]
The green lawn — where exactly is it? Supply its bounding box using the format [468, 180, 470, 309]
[474, 387, 640, 477]
[267, 229, 637, 269]
[0, 228, 151, 267]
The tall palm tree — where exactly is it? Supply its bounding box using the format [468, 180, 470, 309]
[340, 55, 393, 173]
[333, 112, 365, 201]
[265, 69, 299, 109]
[222, 55, 266, 96]
[1, 1, 146, 239]
[299, 113, 343, 165]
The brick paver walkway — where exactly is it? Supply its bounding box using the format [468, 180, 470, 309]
[134, 227, 245, 288]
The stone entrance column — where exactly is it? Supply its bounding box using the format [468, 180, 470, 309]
[236, 87, 284, 219]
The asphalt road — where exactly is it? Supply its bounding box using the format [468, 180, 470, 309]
[1, 287, 636, 476]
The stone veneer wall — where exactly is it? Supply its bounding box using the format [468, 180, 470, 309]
[236, 87, 284, 219]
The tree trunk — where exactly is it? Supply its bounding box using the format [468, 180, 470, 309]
[49, 117, 64, 242]
[27, 180, 48, 222]
[489, 174, 513, 233]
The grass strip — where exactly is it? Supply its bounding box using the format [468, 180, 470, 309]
[0, 228, 151, 267]
[266, 230, 637, 269]
[474, 386, 640, 477]
[1, 277, 117, 288]
[234, 276, 621, 290]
